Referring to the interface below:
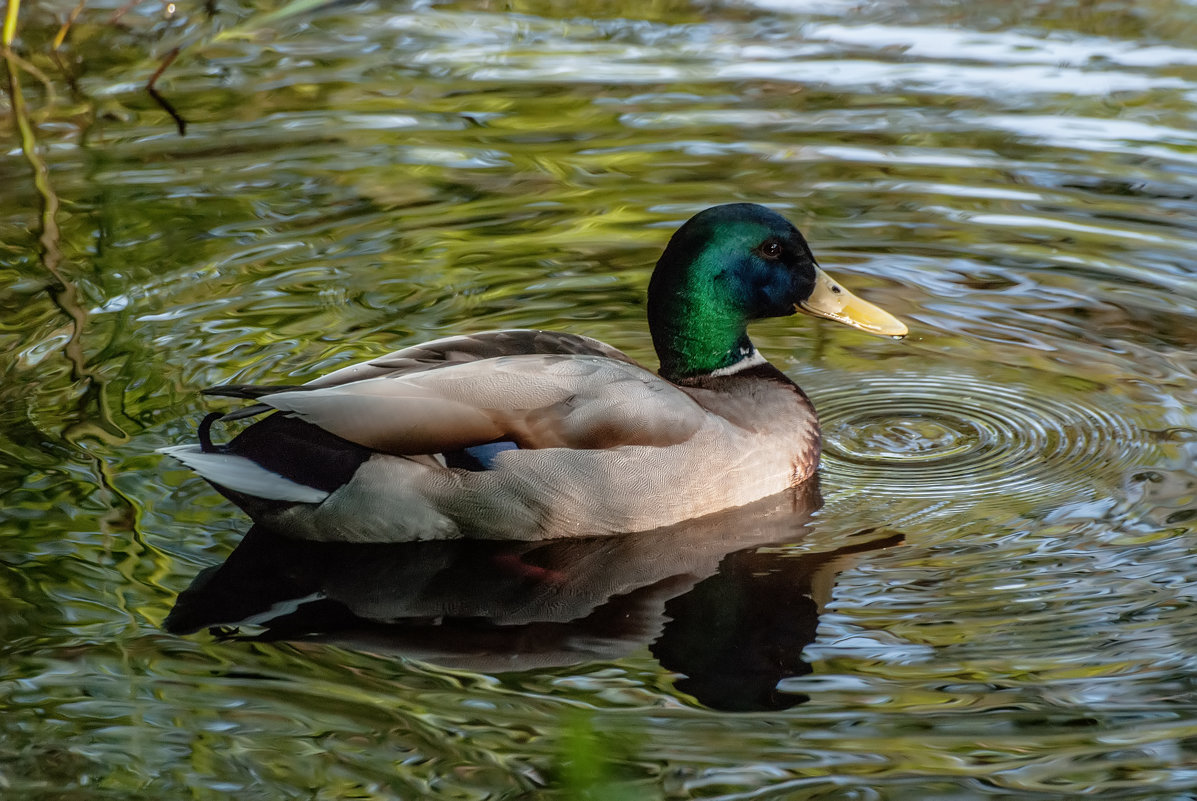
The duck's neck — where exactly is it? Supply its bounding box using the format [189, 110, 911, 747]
[648, 292, 756, 382]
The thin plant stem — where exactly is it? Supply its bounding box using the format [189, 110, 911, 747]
[52, 0, 86, 50]
[3, 0, 19, 47]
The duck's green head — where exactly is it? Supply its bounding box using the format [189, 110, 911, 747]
[647, 203, 906, 381]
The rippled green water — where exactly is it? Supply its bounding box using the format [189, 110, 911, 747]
[3, 0, 1197, 797]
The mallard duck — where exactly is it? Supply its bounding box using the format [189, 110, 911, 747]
[162, 203, 906, 542]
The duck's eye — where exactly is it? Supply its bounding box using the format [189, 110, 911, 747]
[760, 241, 783, 260]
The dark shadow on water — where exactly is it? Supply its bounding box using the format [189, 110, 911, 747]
[166, 480, 901, 711]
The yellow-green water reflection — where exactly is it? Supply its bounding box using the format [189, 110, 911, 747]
[2, 0, 1197, 798]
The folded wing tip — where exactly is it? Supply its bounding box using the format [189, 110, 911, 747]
[160, 443, 330, 504]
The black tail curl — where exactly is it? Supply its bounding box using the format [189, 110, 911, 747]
[197, 411, 373, 493]
[198, 412, 225, 453]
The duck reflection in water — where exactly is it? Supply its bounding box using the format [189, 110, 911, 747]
[167, 480, 900, 712]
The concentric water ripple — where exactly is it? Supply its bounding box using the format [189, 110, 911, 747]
[815, 373, 1148, 501]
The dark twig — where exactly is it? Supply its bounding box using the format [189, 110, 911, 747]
[108, 0, 142, 26]
[146, 45, 186, 135]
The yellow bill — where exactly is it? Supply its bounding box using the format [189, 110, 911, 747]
[797, 267, 908, 338]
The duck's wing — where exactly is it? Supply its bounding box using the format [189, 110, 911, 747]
[308, 329, 638, 389]
[248, 353, 706, 454]
[206, 329, 642, 419]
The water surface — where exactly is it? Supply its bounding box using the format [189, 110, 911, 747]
[2, 0, 1197, 798]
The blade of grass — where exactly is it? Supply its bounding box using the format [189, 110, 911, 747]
[3, 0, 18, 47]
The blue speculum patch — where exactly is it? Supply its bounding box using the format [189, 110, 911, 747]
[447, 441, 520, 471]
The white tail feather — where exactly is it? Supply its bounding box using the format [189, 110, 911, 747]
[159, 445, 329, 503]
